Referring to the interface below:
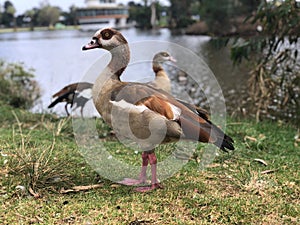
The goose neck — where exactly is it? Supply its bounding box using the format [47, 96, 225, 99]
[107, 44, 130, 80]
[152, 61, 163, 74]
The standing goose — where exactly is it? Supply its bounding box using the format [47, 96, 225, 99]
[150, 52, 210, 120]
[149, 51, 176, 93]
[48, 82, 93, 117]
[82, 28, 234, 192]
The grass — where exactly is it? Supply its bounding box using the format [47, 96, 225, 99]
[0, 104, 299, 224]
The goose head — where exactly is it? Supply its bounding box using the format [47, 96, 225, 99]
[82, 28, 130, 78]
[153, 52, 176, 65]
[152, 51, 176, 75]
[82, 28, 128, 51]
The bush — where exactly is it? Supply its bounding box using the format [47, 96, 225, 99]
[0, 60, 40, 109]
[230, 0, 300, 122]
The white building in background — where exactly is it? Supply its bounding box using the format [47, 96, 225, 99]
[76, 0, 129, 31]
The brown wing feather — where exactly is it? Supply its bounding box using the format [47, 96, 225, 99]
[177, 99, 210, 120]
[140, 95, 215, 143]
[136, 95, 174, 120]
[52, 82, 93, 98]
[76, 82, 93, 91]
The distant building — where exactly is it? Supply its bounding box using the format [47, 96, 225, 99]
[76, 0, 129, 31]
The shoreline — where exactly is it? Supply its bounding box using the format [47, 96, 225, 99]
[0, 25, 80, 34]
[0, 24, 259, 38]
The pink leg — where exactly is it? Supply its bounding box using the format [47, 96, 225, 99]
[118, 151, 149, 186]
[135, 152, 163, 192]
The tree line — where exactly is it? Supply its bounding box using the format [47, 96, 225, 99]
[0, 0, 263, 31]
[0, 0, 77, 30]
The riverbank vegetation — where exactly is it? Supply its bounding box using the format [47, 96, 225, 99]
[0, 60, 40, 109]
[188, 0, 300, 124]
[229, 0, 300, 122]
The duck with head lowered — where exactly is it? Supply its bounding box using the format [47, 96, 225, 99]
[48, 82, 93, 118]
[82, 28, 234, 192]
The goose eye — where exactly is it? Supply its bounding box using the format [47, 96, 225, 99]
[102, 31, 112, 40]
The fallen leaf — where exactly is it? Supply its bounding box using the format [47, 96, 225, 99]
[244, 136, 257, 142]
[206, 163, 221, 168]
[254, 158, 268, 166]
[60, 184, 103, 194]
[261, 169, 277, 174]
[28, 187, 41, 198]
[35, 216, 44, 223]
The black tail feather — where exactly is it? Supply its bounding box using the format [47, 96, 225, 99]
[201, 116, 234, 152]
[48, 92, 73, 108]
[212, 123, 235, 152]
[48, 97, 62, 108]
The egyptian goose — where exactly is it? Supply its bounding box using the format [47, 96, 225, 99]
[150, 52, 210, 120]
[82, 28, 234, 192]
[149, 51, 176, 93]
[48, 82, 93, 117]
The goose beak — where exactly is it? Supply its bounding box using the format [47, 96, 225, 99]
[169, 56, 177, 63]
[82, 39, 101, 51]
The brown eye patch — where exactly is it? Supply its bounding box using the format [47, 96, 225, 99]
[101, 29, 114, 40]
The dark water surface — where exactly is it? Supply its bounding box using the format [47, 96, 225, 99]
[0, 28, 247, 116]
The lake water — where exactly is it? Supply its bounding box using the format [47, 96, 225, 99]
[0, 28, 247, 116]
